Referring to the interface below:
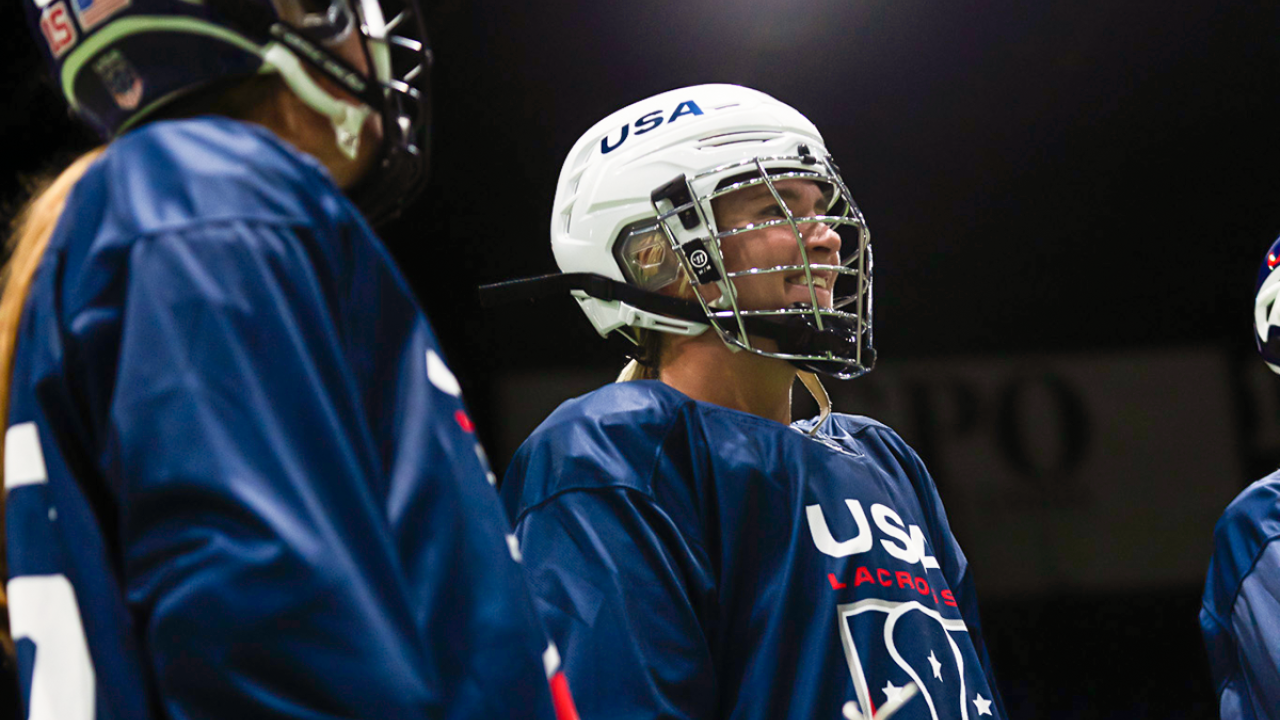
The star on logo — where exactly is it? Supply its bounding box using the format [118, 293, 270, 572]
[973, 693, 993, 716]
[928, 650, 942, 680]
[859, 681, 920, 720]
[883, 680, 905, 703]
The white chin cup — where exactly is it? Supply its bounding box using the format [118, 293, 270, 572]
[263, 43, 372, 160]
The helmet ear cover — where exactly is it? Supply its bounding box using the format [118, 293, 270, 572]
[613, 220, 682, 294]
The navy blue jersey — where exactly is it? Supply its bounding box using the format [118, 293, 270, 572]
[501, 380, 1005, 720]
[1202, 471, 1280, 719]
[4, 116, 563, 720]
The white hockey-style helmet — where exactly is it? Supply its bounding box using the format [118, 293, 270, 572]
[485, 84, 874, 378]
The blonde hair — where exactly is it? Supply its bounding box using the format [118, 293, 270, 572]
[0, 147, 106, 656]
[615, 329, 664, 382]
[0, 149, 107, 420]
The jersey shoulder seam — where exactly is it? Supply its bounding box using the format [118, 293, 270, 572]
[93, 213, 324, 249]
[1221, 533, 1280, 622]
[61, 218, 328, 323]
[511, 396, 696, 524]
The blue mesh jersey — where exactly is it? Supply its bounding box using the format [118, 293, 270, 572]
[1202, 471, 1280, 719]
[4, 116, 567, 720]
[501, 380, 1005, 720]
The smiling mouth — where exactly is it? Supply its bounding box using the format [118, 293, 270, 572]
[786, 275, 831, 290]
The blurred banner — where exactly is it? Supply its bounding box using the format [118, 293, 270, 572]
[820, 348, 1243, 598]
[495, 348, 1248, 598]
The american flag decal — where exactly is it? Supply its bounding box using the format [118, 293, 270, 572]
[72, 0, 130, 30]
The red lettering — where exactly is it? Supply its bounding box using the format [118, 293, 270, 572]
[39, 3, 77, 58]
[914, 577, 929, 595]
[853, 566, 875, 587]
[877, 568, 892, 587]
[827, 573, 847, 590]
[941, 589, 957, 607]
[895, 571, 914, 590]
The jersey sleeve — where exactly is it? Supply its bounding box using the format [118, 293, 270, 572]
[78, 222, 439, 719]
[513, 486, 717, 720]
[503, 399, 718, 720]
[1204, 538, 1280, 719]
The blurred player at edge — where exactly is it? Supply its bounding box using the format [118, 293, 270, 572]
[486, 84, 1005, 719]
[1201, 237, 1280, 718]
[2, 0, 578, 717]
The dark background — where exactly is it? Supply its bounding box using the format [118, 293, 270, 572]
[7, 0, 1280, 717]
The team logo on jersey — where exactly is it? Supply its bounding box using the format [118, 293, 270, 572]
[92, 49, 142, 110]
[838, 599, 997, 719]
[70, 0, 128, 30]
[806, 498, 940, 568]
[600, 100, 704, 155]
[37, 1, 78, 58]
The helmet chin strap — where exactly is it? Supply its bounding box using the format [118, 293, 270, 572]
[262, 43, 372, 160]
[797, 371, 831, 437]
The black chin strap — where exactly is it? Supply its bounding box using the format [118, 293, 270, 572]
[478, 272, 874, 377]
[478, 273, 707, 325]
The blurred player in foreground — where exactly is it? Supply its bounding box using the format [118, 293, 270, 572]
[2, 0, 576, 717]
[1201, 236, 1280, 718]
[487, 84, 1004, 719]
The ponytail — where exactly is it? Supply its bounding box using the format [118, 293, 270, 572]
[615, 328, 664, 383]
[615, 358, 657, 383]
[0, 146, 106, 657]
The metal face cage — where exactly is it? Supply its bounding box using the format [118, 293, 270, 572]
[648, 151, 874, 379]
[259, 0, 432, 223]
[344, 0, 433, 223]
[279, 0, 433, 222]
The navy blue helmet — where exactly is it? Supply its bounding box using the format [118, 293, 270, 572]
[23, 0, 432, 223]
